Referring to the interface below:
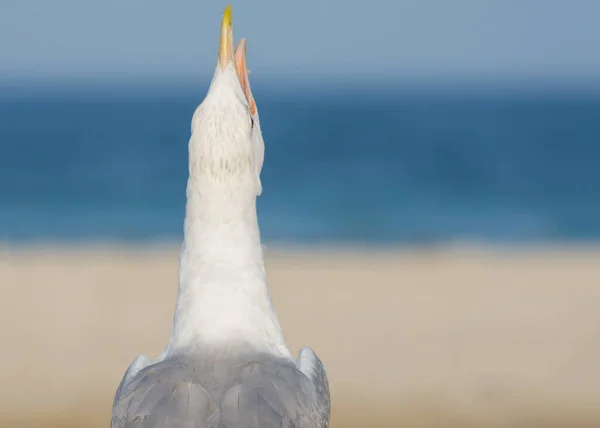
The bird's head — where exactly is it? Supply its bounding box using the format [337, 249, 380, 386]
[190, 6, 263, 194]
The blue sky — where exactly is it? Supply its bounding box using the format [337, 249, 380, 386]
[1, 0, 599, 81]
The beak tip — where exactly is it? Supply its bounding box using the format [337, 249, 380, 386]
[236, 39, 247, 54]
[218, 5, 234, 70]
[223, 5, 232, 26]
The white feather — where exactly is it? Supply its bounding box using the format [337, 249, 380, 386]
[113, 58, 329, 428]
[165, 63, 289, 359]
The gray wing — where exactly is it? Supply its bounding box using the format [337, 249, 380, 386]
[112, 353, 329, 428]
[112, 357, 213, 428]
[113, 355, 152, 415]
[296, 347, 330, 428]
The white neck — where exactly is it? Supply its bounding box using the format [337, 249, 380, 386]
[165, 167, 290, 359]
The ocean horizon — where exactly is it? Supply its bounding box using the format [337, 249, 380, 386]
[1, 78, 599, 244]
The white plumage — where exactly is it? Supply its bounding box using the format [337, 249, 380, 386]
[111, 6, 330, 428]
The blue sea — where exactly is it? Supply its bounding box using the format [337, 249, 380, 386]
[1, 79, 599, 244]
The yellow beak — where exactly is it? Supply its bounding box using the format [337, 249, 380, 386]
[218, 5, 234, 70]
[217, 6, 257, 114]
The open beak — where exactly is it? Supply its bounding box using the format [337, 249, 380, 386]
[235, 39, 257, 115]
[218, 6, 257, 115]
[218, 5, 234, 70]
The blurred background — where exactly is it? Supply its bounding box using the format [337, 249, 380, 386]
[1, 1, 600, 427]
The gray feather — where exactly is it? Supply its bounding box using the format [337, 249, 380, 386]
[296, 348, 330, 428]
[112, 351, 330, 428]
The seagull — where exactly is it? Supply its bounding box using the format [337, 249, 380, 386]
[111, 6, 330, 428]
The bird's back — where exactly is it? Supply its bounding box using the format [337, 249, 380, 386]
[112, 352, 326, 428]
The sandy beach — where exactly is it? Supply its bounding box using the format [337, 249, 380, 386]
[1, 245, 599, 427]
